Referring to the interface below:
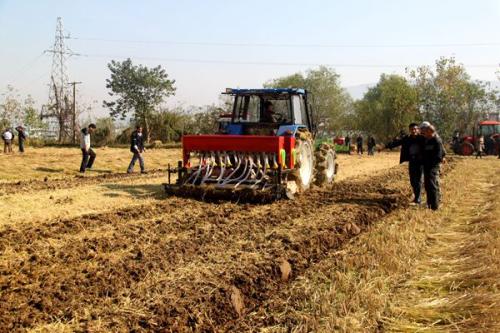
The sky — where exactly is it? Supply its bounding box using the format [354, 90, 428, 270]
[0, 0, 499, 118]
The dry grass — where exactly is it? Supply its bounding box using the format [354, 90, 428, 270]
[385, 160, 500, 332]
[0, 146, 179, 182]
[237, 158, 499, 332]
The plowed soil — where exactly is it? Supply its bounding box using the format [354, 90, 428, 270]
[0, 168, 165, 196]
[0, 159, 437, 332]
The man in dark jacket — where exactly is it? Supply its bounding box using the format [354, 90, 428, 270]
[127, 126, 146, 173]
[356, 135, 363, 155]
[385, 123, 425, 205]
[421, 123, 446, 210]
[367, 135, 376, 155]
[345, 135, 351, 155]
[15, 126, 26, 153]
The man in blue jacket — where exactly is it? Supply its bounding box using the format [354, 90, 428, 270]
[385, 123, 426, 205]
[127, 125, 146, 173]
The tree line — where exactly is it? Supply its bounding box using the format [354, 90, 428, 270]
[1, 57, 498, 145]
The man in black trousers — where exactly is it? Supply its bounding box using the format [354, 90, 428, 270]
[127, 125, 146, 173]
[15, 126, 26, 153]
[356, 135, 363, 155]
[80, 123, 97, 173]
[420, 123, 446, 210]
[385, 123, 426, 205]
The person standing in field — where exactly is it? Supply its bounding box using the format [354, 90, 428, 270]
[2, 128, 14, 154]
[475, 135, 485, 159]
[15, 126, 26, 153]
[127, 125, 146, 174]
[80, 123, 97, 173]
[345, 135, 351, 154]
[367, 135, 376, 155]
[384, 123, 426, 205]
[356, 135, 363, 155]
[495, 134, 500, 159]
[420, 123, 446, 210]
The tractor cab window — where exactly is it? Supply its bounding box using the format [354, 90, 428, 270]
[480, 124, 500, 137]
[232, 95, 292, 123]
[234, 95, 260, 122]
[291, 95, 309, 127]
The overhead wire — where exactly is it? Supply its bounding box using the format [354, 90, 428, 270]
[68, 36, 500, 49]
[76, 53, 499, 68]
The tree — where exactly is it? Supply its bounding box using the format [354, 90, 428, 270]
[23, 95, 46, 130]
[92, 117, 116, 146]
[264, 66, 353, 134]
[103, 58, 176, 142]
[148, 107, 190, 142]
[188, 104, 226, 135]
[353, 74, 419, 142]
[0, 85, 23, 130]
[408, 57, 494, 138]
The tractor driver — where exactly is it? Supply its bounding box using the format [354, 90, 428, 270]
[262, 101, 277, 123]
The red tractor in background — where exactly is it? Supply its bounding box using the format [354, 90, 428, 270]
[452, 120, 500, 155]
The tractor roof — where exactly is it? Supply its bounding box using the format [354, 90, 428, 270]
[223, 88, 306, 95]
[479, 120, 500, 125]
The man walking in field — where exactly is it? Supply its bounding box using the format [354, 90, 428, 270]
[420, 123, 446, 210]
[80, 123, 97, 173]
[2, 128, 14, 154]
[385, 123, 425, 205]
[127, 125, 146, 173]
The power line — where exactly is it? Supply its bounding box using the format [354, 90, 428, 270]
[69, 36, 500, 49]
[78, 53, 500, 68]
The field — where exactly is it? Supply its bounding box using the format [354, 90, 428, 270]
[0, 147, 498, 332]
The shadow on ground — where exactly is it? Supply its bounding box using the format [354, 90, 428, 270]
[102, 183, 166, 199]
[34, 167, 64, 173]
[86, 169, 113, 174]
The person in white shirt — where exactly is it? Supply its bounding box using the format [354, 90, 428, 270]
[2, 128, 14, 154]
[80, 123, 97, 173]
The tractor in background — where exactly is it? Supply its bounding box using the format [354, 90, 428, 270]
[165, 88, 337, 200]
[452, 120, 500, 155]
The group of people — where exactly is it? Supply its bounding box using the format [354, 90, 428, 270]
[345, 134, 377, 155]
[1, 126, 26, 154]
[385, 122, 446, 210]
[79, 124, 146, 174]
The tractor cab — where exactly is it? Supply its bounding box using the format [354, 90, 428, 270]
[223, 88, 313, 137]
[478, 120, 500, 138]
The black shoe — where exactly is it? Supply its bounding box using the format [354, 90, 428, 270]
[141, 170, 148, 174]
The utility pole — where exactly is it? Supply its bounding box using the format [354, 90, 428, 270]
[68, 81, 82, 144]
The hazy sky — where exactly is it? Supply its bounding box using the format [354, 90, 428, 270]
[1, 0, 499, 118]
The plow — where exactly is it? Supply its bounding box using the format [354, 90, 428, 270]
[165, 88, 337, 201]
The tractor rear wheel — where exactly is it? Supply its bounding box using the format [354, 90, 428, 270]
[315, 143, 336, 186]
[461, 141, 474, 156]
